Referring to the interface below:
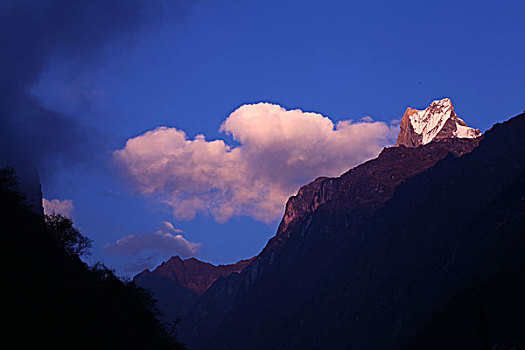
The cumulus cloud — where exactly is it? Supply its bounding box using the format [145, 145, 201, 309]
[42, 198, 74, 217]
[114, 103, 397, 223]
[104, 222, 201, 259]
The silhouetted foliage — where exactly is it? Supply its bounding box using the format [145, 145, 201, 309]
[0, 167, 19, 192]
[0, 166, 26, 205]
[45, 213, 92, 256]
[2, 168, 187, 349]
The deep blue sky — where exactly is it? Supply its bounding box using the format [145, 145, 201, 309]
[18, 0, 524, 276]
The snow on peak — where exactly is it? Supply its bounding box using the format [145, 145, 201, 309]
[395, 98, 482, 147]
[407, 98, 453, 145]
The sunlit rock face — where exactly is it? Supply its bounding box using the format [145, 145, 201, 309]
[395, 98, 481, 148]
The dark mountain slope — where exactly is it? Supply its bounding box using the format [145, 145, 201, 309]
[179, 135, 482, 348]
[410, 177, 525, 349]
[203, 113, 524, 349]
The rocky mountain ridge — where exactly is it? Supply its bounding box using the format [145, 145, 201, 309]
[134, 255, 253, 321]
[395, 98, 481, 147]
[136, 256, 253, 296]
[261, 137, 480, 260]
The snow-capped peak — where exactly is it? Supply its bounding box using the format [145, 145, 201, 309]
[395, 98, 481, 147]
[408, 98, 453, 144]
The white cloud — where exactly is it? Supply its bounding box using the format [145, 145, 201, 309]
[103, 222, 201, 259]
[114, 102, 397, 223]
[104, 223, 201, 275]
[42, 198, 74, 217]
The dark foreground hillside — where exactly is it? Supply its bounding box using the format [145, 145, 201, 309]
[2, 169, 185, 349]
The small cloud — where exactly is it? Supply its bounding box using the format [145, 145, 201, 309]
[361, 116, 374, 122]
[43, 198, 74, 217]
[104, 222, 201, 273]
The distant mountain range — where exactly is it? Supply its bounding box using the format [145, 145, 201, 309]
[134, 256, 253, 321]
[135, 99, 525, 349]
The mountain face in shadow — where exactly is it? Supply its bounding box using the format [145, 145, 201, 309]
[171, 110, 523, 349]
[255, 112, 524, 350]
[134, 256, 253, 321]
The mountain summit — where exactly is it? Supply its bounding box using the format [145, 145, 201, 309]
[395, 98, 481, 147]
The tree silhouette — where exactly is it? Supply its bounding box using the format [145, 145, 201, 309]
[3, 167, 187, 349]
[45, 213, 92, 256]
